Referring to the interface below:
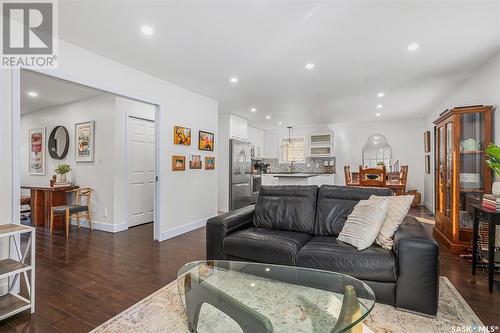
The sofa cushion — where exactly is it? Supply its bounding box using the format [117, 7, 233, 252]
[315, 185, 393, 237]
[223, 227, 312, 265]
[297, 236, 397, 282]
[337, 199, 389, 250]
[370, 195, 414, 250]
[253, 185, 318, 234]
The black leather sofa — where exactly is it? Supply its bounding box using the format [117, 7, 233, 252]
[207, 185, 439, 316]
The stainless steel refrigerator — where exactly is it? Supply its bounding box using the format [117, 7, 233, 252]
[229, 139, 253, 210]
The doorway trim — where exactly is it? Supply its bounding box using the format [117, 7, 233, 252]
[12, 68, 162, 241]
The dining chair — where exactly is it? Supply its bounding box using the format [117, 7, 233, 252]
[359, 165, 386, 187]
[398, 165, 409, 194]
[50, 187, 93, 238]
[344, 166, 354, 186]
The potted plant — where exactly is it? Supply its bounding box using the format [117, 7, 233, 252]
[55, 164, 71, 183]
[486, 143, 500, 195]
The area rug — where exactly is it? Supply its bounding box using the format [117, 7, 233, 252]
[413, 216, 436, 225]
[92, 276, 482, 333]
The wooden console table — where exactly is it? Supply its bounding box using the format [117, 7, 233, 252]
[21, 185, 78, 228]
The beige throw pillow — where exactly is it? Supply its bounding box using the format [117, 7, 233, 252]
[370, 195, 414, 250]
[338, 199, 389, 251]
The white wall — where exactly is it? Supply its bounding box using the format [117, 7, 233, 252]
[1, 38, 219, 241]
[424, 50, 500, 210]
[263, 121, 426, 201]
[217, 114, 230, 213]
[21, 94, 116, 224]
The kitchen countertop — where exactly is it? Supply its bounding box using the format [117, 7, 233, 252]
[266, 173, 334, 178]
[272, 174, 318, 178]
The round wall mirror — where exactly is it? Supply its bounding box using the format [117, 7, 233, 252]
[48, 126, 70, 160]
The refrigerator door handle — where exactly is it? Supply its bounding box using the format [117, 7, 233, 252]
[234, 183, 249, 187]
[240, 150, 246, 175]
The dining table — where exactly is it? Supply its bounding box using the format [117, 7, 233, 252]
[21, 185, 79, 228]
[347, 172, 406, 195]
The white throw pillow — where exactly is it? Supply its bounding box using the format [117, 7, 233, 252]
[370, 195, 414, 250]
[338, 199, 389, 251]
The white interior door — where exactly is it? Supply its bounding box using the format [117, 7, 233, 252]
[127, 116, 155, 227]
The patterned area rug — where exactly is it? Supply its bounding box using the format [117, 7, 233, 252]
[92, 276, 482, 333]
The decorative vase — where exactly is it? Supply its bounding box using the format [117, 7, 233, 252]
[59, 173, 67, 183]
[492, 181, 500, 196]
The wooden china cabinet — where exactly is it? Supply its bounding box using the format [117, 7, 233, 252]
[433, 105, 493, 254]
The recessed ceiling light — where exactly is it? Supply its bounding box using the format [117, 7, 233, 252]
[250, 107, 257, 112]
[265, 115, 271, 120]
[377, 92, 385, 98]
[407, 42, 420, 51]
[140, 25, 154, 36]
[376, 112, 381, 117]
[27, 91, 38, 97]
[376, 104, 383, 109]
[229, 77, 239, 83]
[278, 121, 283, 125]
[305, 63, 315, 70]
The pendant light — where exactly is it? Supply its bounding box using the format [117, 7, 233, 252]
[287, 126, 294, 147]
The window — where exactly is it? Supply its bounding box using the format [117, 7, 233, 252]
[362, 134, 392, 167]
[281, 137, 305, 162]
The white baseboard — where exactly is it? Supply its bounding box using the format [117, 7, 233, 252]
[424, 201, 434, 212]
[70, 219, 128, 233]
[160, 215, 217, 242]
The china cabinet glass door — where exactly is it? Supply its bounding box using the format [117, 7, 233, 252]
[458, 112, 484, 229]
[445, 122, 453, 218]
[436, 126, 445, 215]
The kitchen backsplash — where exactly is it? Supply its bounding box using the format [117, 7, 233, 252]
[261, 157, 336, 174]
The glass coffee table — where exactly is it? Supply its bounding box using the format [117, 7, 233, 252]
[177, 261, 375, 333]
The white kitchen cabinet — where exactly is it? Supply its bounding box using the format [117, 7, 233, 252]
[263, 174, 335, 186]
[248, 126, 264, 157]
[318, 174, 335, 185]
[310, 133, 333, 144]
[229, 114, 248, 139]
[261, 174, 275, 185]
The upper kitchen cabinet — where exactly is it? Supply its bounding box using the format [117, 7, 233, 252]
[248, 126, 265, 157]
[310, 133, 333, 144]
[308, 132, 334, 157]
[229, 114, 248, 139]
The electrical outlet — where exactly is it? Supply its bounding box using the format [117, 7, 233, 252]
[104, 208, 108, 217]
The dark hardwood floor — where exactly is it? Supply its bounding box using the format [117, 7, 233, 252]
[1, 208, 499, 332]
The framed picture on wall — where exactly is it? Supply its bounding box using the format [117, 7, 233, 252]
[425, 155, 431, 174]
[199, 131, 214, 151]
[75, 121, 95, 163]
[189, 154, 202, 169]
[205, 156, 215, 170]
[174, 125, 191, 145]
[424, 131, 431, 153]
[29, 127, 46, 175]
[172, 155, 186, 171]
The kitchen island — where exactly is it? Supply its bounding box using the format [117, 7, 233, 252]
[261, 173, 335, 186]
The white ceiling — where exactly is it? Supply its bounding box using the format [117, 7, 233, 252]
[58, 1, 500, 129]
[21, 70, 103, 114]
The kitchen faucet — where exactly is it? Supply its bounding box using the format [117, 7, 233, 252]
[288, 161, 296, 173]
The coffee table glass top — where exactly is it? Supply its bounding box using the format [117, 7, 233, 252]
[177, 260, 375, 333]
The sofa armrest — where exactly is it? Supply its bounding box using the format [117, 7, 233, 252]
[206, 205, 255, 260]
[393, 216, 439, 316]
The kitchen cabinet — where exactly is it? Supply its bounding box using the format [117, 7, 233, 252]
[261, 174, 335, 186]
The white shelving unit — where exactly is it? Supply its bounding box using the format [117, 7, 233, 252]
[0, 224, 35, 320]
